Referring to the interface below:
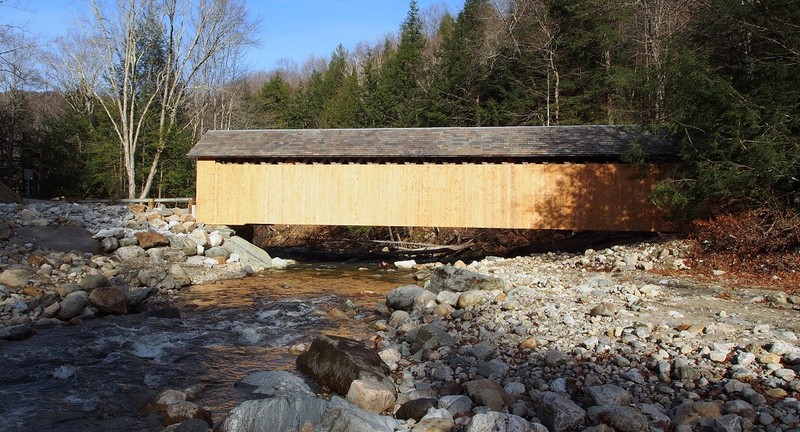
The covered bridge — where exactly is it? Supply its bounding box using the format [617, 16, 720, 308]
[187, 126, 672, 231]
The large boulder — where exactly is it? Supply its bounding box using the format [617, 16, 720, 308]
[237, 370, 316, 398]
[218, 396, 328, 432]
[427, 265, 506, 294]
[296, 335, 395, 413]
[89, 282, 128, 315]
[316, 396, 401, 432]
[223, 236, 273, 272]
[386, 285, 436, 312]
[537, 392, 586, 432]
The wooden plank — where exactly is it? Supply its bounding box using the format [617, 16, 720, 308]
[195, 160, 667, 231]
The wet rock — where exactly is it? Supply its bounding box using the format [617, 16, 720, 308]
[218, 396, 328, 432]
[160, 418, 210, 432]
[0, 324, 35, 341]
[427, 265, 506, 294]
[396, 398, 438, 420]
[537, 392, 586, 432]
[464, 379, 505, 411]
[164, 401, 212, 427]
[296, 335, 395, 413]
[127, 287, 158, 309]
[238, 370, 315, 398]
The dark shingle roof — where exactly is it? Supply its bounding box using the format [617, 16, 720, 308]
[187, 126, 673, 159]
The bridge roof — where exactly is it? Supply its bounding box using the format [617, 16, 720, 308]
[188, 125, 672, 160]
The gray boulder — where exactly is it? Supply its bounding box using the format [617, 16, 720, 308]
[89, 283, 128, 315]
[427, 265, 506, 294]
[115, 245, 146, 261]
[464, 379, 505, 411]
[218, 396, 328, 432]
[536, 392, 586, 432]
[0, 268, 32, 289]
[466, 412, 536, 432]
[587, 406, 649, 432]
[236, 370, 316, 398]
[316, 396, 401, 432]
[59, 290, 89, 320]
[223, 236, 272, 272]
[385, 284, 435, 312]
[584, 384, 632, 407]
[409, 323, 456, 354]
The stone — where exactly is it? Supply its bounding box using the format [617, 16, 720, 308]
[164, 402, 212, 427]
[464, 379, 505, 411]
[537, 392, 586, 432]
[134, 231, 170, 249]
[100, 236, 119, 253]
[0, 219, 10, 239]
[240, 371, 316, 398]
[296, 335, 395, 412]
[394, 260, 417, 270]
[774, 368, 797, 381]
[587, 406, 649, 432]
[221, 236, 272, 272]
[439, 395, 473, 417]
[388, 310, 410, 327]
[114, 245, 147, 261]
[316, 396, 401, 432]
[0, 268, 32, 289]
[208, 231, 224, 247]
[346, 378, 396, 413]
[427, 265, 506, 294]
[170, 236, 198, 257]
[160, 418, 211, 432]
[0, 324, 35, 341]
[218, 396, 328, 432]
[79, 274, 108, 291]
[545, 350, 570, 367]
[457, 290, 486, 309]
[89, 284, 128, 315]
[410, 323, 456, 354]
[466, 412, 533, 432]
[59, 290, 88, 320]
[386, 285, 436, 312]
[589, 302, 616, 317]
[671, 401, 723, 426]
[712, 413, 745, 432]
[723, 400, 756, 421]
[584, 384, 632, 407]
[127, 287, 158, 308]
[396, 398, 438, 421]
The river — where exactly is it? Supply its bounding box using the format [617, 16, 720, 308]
[0, 265, 412, 432]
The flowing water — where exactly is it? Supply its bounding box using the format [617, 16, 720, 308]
[0, 265, 412, 432]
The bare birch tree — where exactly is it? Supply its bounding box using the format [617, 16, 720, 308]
[53, 0, 257, 199]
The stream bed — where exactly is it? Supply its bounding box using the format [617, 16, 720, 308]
[0, 265, 411, 432]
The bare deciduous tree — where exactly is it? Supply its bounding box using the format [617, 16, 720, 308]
[53, 0, 257, 199]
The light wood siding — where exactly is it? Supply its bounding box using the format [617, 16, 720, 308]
[196, 160, 666, 231]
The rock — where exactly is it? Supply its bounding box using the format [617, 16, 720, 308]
[170, 236, 198, 257]
[89, 284, 128, 315]
[584, 384, 632, 407]
[457, 290, 487, 309]
[464, 379, 505, 411]
[208, 231, 224, 247]
[466, 412, 533, 432]
[0, 324, 35, 341]
[388, 310, 410, 327]
[386, 285, 436, 312]
[316, 396, 400, 432]
[712, 413, 746, 432]
[160, 418, 210, 432]
[204, 246, 230, 262]
[57, 283, 82, 298]
[238, 370, 315, 398]
[133, 231, 169, 249]
[723, 400, 756, 421]
[545, 350, 570, 367]
[671, 401, 723, 426]
[164, 401, 212, 427]
[0, 219, 10, 239]
[59, 291, 89, 320]
[413, 417, 455, 432]
[396, 398, 438, 421]
[439, 395, 473, 417]
[222, 236, 272, 272]
[537, 392, 586, 432]
[100, 236, 119, 253]
[427, 265, 506, 294]
[218, 396, 328, 432]
[346, 379, 396, 413]
[127, 287, 158, 308]
[137, 267, 168, 287]
[79, 274, 108, 291]
[589, 302, 616, 317]
[0, 268, 32, 289]
[410, 323, 456, 354]
[114, 245, 146, 261]
[296, 335, 395, 412]
[587, 406, 649, 432]
[394, 260, 417, 270]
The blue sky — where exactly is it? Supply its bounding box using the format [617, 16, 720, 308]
[4, 0, 463, 72]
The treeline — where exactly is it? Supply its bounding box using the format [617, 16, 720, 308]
[0, 0, 798, 220]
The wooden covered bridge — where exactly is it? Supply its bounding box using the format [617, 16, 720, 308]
[187, 126, 672, 232]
